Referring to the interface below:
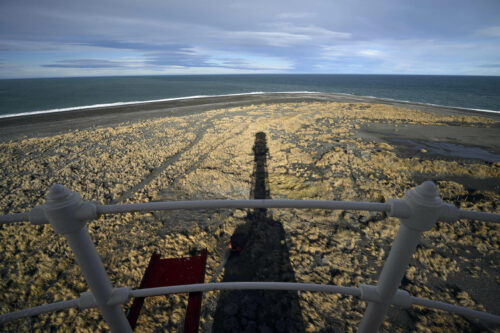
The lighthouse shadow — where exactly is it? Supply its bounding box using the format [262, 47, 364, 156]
[212, 132, 304, 332]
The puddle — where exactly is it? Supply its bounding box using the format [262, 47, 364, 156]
[389, 139, 500, 162]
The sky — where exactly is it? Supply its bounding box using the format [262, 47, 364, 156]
[0, 0, 499, 78]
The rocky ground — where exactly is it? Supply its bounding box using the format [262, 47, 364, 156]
[0, 101, 499, 332]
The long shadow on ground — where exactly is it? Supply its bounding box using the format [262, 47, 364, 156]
[212, 132, 305, 332]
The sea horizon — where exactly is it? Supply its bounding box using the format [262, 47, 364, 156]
[5, 73, 500, 80]
[1, 74, 499, 118]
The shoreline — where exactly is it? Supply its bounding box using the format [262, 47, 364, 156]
[1, 91, 500, 120]
[0, 92, 499, 142]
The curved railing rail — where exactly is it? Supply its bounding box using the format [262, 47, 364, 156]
[0, 181, 499, 332]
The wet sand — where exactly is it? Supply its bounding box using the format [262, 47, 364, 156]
[0, 94, 499, 332]
[1, 92, 499, 142]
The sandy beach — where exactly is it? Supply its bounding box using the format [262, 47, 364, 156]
[1, 92, 499, 143]
[0, 93, 499, 332]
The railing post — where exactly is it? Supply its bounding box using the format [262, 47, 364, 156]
[357, 182, 443, 333]
[43, 184, 132, 333]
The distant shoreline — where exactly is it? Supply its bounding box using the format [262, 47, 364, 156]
[1, 91, 499, 121]
[0, 92, 499, 142]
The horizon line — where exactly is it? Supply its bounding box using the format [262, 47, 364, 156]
[2, 73, 500, 80]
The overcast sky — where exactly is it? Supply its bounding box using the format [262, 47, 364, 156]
[1, 0, 499, 78]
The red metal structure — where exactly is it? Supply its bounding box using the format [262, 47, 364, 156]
[127, 250, 207, 332]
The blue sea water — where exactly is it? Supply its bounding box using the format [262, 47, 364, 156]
[0, 74, 499, 118]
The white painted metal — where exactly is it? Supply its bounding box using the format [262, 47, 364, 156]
[0, 182, 499, 332]
[458, 209, 500, 223]
[410, 296, 500, 324]
[0, 299, 79, 323]
[357, 182, 445, 333]
[43, 185, 132, 333]
[96, 199, 391, 215]
[0, 212, 29, 224]
[1, 199, 498, 225]
[130, 281, 361, 298]
[357, 225, 422, 332]
[2, 282, 499, 325]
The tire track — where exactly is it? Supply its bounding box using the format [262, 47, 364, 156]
[109, 120, 249, 242]
[110, 112, 248, 205]
[154, 124, 248, 203]
[109, 126, 208, 204]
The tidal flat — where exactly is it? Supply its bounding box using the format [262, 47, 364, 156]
[0, 98, 499, 332]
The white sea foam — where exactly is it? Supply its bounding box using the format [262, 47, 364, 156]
[0, 91, 498, 119]
[0, 91, 320, 120]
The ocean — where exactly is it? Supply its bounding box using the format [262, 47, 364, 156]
[0, 74, 499, 118]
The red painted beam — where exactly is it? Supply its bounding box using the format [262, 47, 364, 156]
[127, 250, 207, 332]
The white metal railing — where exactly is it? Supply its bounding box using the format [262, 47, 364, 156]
[0, 181, 499, 332]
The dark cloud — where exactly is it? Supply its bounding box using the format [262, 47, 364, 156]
[1, 0, 500, 77]
[145, 52, 212, 68]
[42, 59, 127, 68]
[478, 64, 500, 68]
[145, 52, 282, 70]
[77, 40, 189, 52]
[218, 58, 256, 69]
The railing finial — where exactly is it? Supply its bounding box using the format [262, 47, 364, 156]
[358, 181, 445, 332]
[42, 184, 132, 332]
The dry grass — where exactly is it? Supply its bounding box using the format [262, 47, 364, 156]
[0, 102, 499, 332]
